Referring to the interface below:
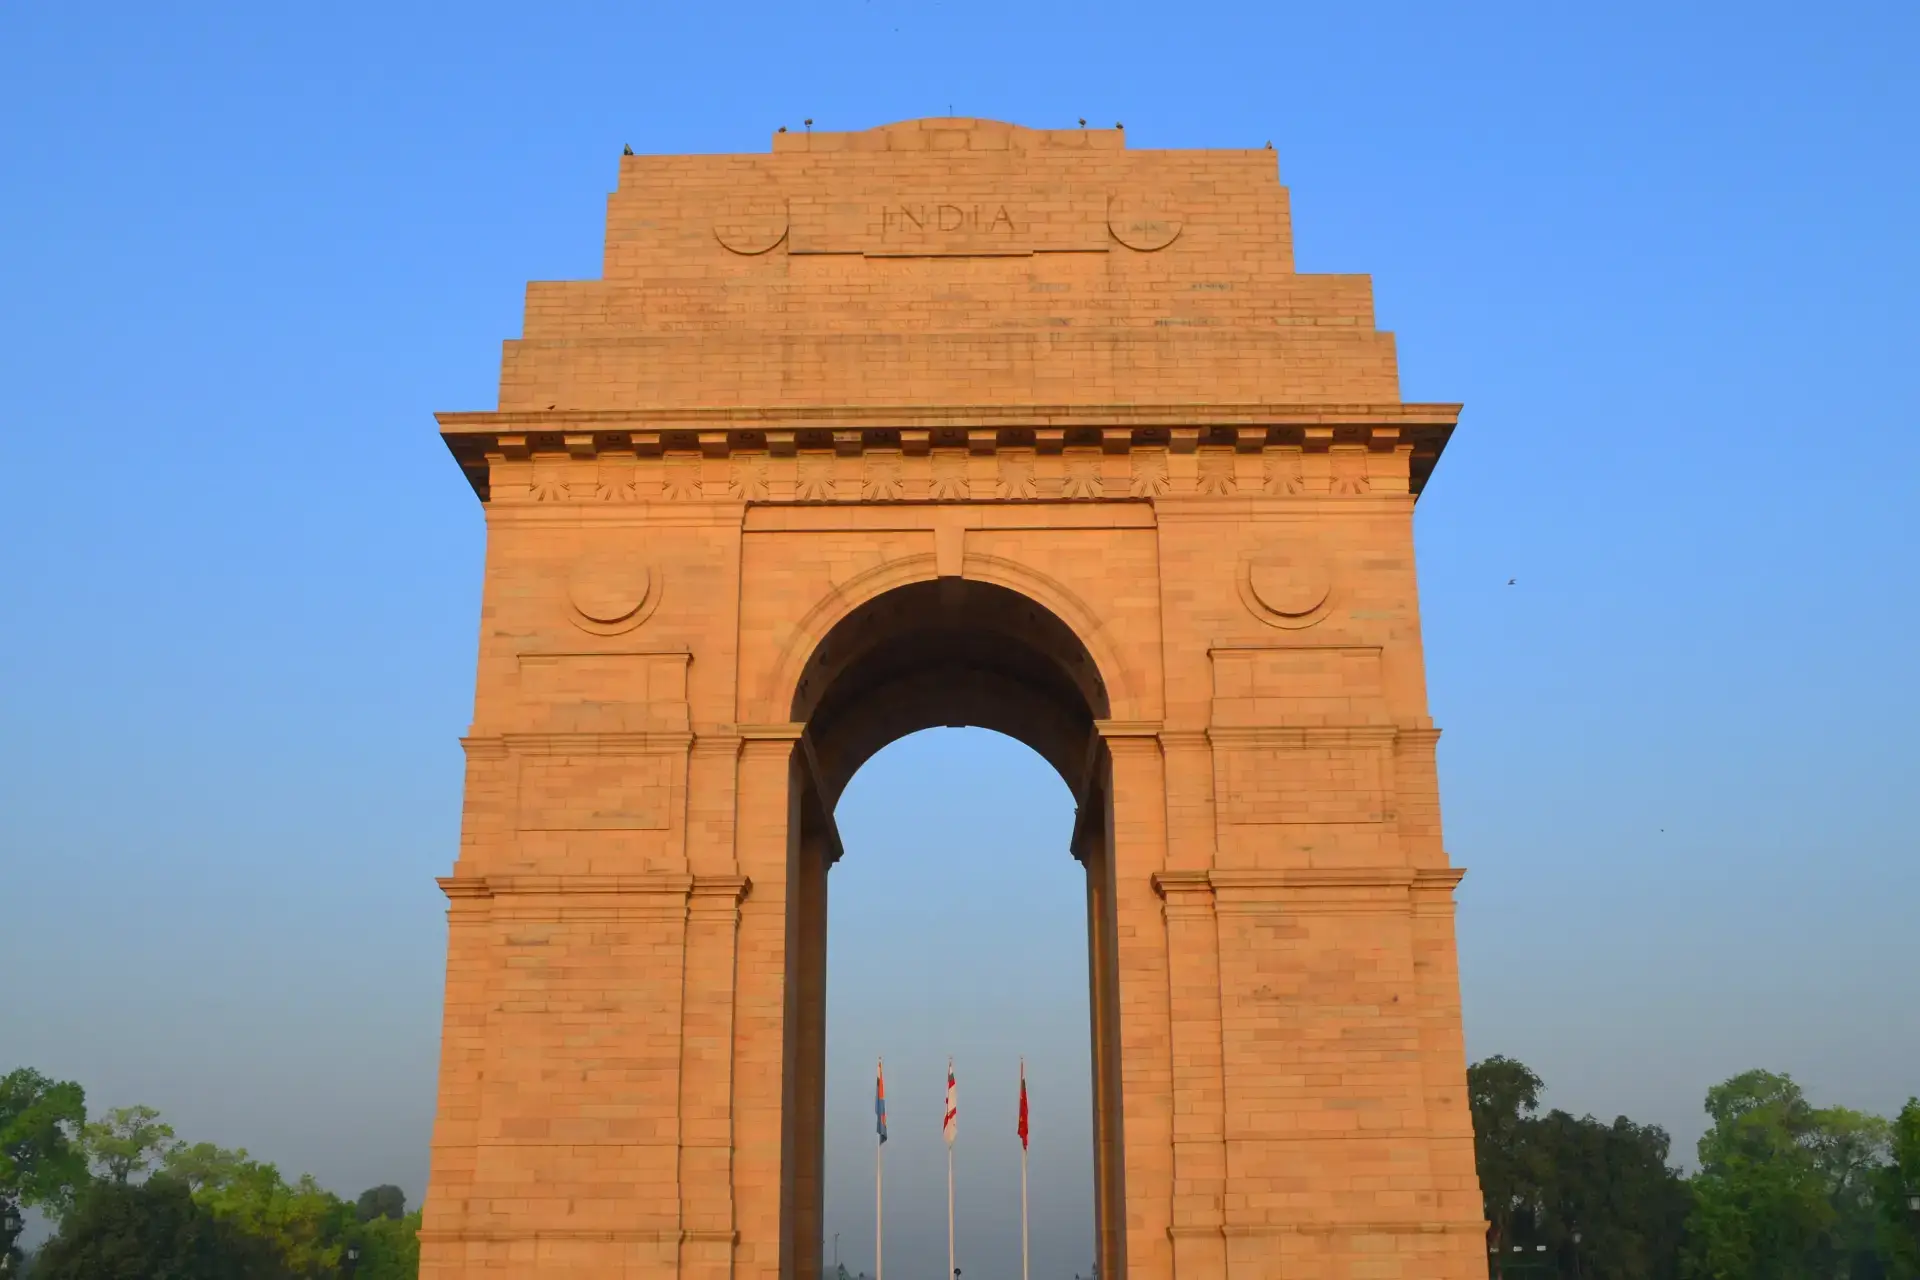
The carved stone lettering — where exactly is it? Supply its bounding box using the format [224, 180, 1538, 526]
[879, 202, 1018, 238]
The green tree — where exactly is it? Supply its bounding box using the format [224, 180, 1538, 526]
[1875, 1099, 1920, 1279]
[161, 1143, 250, 1195]
[349, 1210, 421, 1280]
[353, 1185, 405, 1224]
[1529, 1108, 1690, 1279]
[82, 1107, 178, 1186]
[31, 1176, 286, 1280]
[197, 1159, 352, 1277]
[1684, 1070, 1837, 1280]
[0, 1069, 89, 1274]
[1469, 1056, 1544, 1274]
[1813, 1105, 1892, 1277]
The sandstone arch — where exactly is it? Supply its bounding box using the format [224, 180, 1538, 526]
[779, 578, 1126, 1279]
[422, 117, 1485, 1280]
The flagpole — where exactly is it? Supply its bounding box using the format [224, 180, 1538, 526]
[1020, 1140, 1030, 1280]
[944, 1055, 957, 1280]
[876, 1057, 886, 1280]
[1020, 1059, 1030, 1280]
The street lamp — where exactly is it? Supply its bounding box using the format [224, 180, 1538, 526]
[344, 1244, 361, 1278]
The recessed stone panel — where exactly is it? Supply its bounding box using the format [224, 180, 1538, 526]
[1216, 741, 1390, 825]
[516, 753, 673, 831]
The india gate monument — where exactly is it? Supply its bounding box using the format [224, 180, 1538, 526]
[421, 117, 1486, 1279]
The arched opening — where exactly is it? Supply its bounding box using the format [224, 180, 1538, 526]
[782, 580, 1126, 1280]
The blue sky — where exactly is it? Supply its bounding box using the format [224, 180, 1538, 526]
[2, 0, 1916, 1271]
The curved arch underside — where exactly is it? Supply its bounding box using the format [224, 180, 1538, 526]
[781, 577, 1128, 1280]
[793, 579, 1111, 807]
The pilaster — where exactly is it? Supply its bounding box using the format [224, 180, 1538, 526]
[1152, 870, 1228, 1280]
[680, 875, 752, 1280]
[730, 728, 802, 1280]
[1102, 727, 1174, 1280]
[419, 875, 495, 1277]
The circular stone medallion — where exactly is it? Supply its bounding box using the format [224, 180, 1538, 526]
[1239, 549, 1333, 629]
[713, 197, 789, 255]
[567, 556, 656, 634]
[1107, 194, 1182, 251]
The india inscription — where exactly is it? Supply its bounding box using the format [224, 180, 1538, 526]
[423, 116, 1486, 1280]
[875, 200, 1019, 248]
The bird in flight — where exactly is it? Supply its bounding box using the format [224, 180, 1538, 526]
[1507, 578, 1516, 586]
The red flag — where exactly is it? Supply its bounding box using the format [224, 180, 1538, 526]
[1017, 1060, 1029, 1150]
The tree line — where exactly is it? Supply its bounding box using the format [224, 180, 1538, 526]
[1, 1068, 418, 1278]
[1471, 1057, 1920, 1279]
[10, 1057, 1920, 1278]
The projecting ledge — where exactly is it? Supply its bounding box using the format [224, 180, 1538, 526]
[1148, 867, 1467, 914]
[1219, 1218, 1487, 1237]
[436, 873, 753, 900]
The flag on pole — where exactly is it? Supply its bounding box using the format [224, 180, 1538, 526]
[1018, 1058, 1030, 1280]
[876, 1059, 888, 1144]
[1017, 1060, 1029, 1150]
[943, 1059, 958, 1147]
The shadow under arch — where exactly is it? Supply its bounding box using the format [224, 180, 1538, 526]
[779, 579, 1129, 1280]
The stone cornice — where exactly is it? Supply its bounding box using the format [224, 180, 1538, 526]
[1219, 1219, 1486, 1237]
[437, 406, 1455, 503]
[435, 873, 755, 922]
[439, 402, 1460, 434]
[1150, 869, 1214, 894]
[439, 874, 697, 899]
[737, 722, 806, 742]
[687, 875, 752, 905]
[464, 731, 694, 755]
[1210, 868, 1415, 892]
[1095, 718, 1164, 740]
[418, 1227, 688, 1244]
[1196, 866, 1468, 916]
[1411, 866, 1468, 915]
[1206, 724, 1400, 748]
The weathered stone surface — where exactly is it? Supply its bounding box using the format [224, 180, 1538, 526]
[422, 117, 1485, 1280]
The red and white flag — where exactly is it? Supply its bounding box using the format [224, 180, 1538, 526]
[943, 1058, 958, 1147]
[1017, 1060, 1029, 1150]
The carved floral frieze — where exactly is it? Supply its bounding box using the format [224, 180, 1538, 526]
[464, 424, 1425, 505]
